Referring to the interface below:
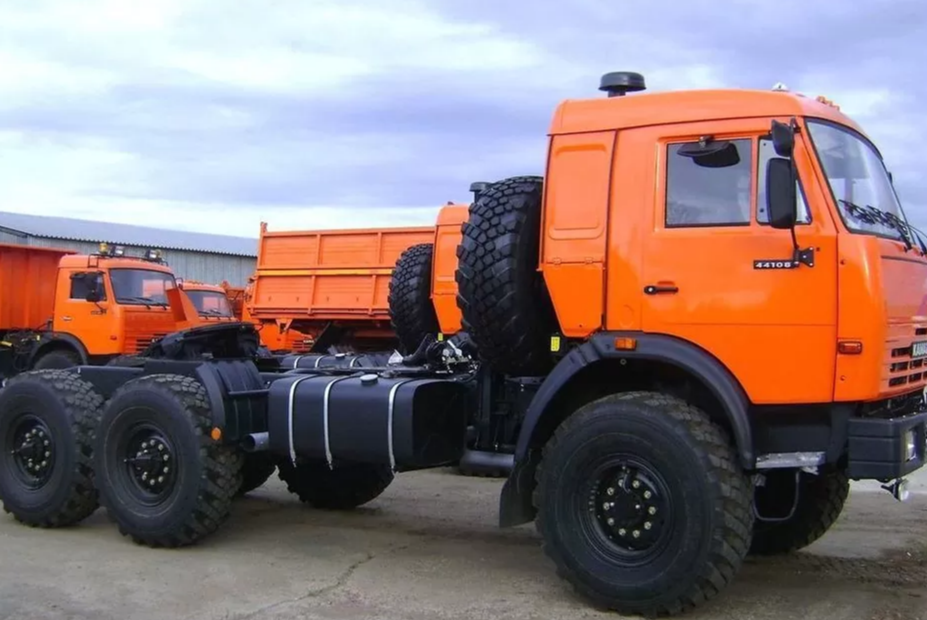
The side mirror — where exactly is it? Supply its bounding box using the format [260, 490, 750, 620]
[771, 120, 794, 157]
[766, 157, 797, 230]
[677, 139, 741, 168]
[85, 288, 102, 303]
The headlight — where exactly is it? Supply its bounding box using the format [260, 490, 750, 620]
[904, 430, 918, 462]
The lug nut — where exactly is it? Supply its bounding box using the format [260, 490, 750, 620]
[603, 502, 611, 510]
[643, 490, 652, 499]
[648, 506, 657, 515]
[149, 479, 156, 486]
[633, 530, 641, 539]
[632, 480, 640, 489]
[607, 517, 615, 526]
[142, 472, 148, 481]
[618, 528, 627, 536]
[158, 476, 164, 483]
[158, 444, 165, 451]
[163, 467, 170, 473]
[163, 454, 169, 462]
[45, 451, 50, 458]
[644, 521, 652, 530]
[44, 440, 49, 446]
[606, 487, 615, 496]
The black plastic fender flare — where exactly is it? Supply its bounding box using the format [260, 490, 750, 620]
[513, 332, 755, 469]
[30, 332, 89, 366]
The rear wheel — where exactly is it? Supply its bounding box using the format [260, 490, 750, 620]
[750, 469, 849, 555]
[94, 374, 243, 547]
[534, 391, 753, 617]
[388, 243, 440, 353]
[0, 370, 103, 527]
[278, 459, 394, 509]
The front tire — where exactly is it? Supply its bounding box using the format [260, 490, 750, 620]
[94, 374, 243, 548]
[534, 391, 753, 617]
[0, 370, 103, 527]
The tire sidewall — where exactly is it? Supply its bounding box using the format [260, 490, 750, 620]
[34, 351, 79, 370]
[539, 405, 718, 602]
[0, 380, 81, 518]
[96, 386, 205, 536]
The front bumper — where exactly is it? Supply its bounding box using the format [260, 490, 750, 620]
[846, 409, 927, 479]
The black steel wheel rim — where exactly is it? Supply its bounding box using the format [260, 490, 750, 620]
[5, 414, 56, 489]
[577, 454, 675, 565]
[119, 422, 178, 506]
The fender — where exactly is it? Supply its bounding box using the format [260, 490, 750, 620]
[514, 331, 755, 469]
[30, 332, 90, 366]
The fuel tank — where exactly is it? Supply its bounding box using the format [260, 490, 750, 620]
[266, 372, 469, 470]
[278, 352, 393, 370]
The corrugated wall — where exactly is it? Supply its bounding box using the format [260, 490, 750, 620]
[9, 236, 256, 286]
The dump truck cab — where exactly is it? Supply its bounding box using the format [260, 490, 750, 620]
[40, 244, 185, 364]
[177, 280, 238, 323]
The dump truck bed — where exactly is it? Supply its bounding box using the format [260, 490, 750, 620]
[0, 243, 73, 332]
[248, 223, 435, 324]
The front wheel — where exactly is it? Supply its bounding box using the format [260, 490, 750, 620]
[534, 391, 753, 617]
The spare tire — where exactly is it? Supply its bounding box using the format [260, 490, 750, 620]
[388, 243, 440, 354]
[455, 176, 556, 375]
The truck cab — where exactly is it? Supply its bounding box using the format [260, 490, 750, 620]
[177, 280, 237, 323]
[41, 245, 186, 364]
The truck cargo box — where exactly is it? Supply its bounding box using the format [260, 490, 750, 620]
[0, 243, 74, 332]
[248, 222, 435, 323]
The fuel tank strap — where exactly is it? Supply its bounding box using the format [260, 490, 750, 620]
[387, 380, 413, 471]
[286, 375, 315, 464]
[322, 376, 354, 467]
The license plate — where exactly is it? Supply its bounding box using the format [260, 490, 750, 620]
[913, 341, 927, 359]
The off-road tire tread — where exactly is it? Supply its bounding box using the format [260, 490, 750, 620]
[749, 470, 849, 555]
[533, 391, 753, 617]
[455, 175, 555, 375]
[277, 460, 394, 510]
[98, 374, 243, 548]
[1, 370, 103, 527]
[237, 452, 277, 496]
[388, 243, 440, 353]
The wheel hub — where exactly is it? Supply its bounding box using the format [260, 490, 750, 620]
[125, 432, 174, 497]
[591, 464, 669, 553]
[9, 418, 54, 486]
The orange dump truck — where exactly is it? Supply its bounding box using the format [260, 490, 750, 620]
[0, 242, 194, 377]
[246, 221, 438, 353]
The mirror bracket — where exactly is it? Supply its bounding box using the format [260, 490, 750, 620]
[793, 246, 815, 268]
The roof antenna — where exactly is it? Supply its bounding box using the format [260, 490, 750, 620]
[599, 71, 647, 98]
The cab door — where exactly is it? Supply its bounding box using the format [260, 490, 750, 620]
[639, 119, 839, 404]
[52, 269, 115, 354]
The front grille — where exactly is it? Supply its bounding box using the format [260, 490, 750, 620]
[887, 327, 927, 388]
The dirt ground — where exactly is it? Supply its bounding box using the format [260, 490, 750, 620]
[0, 467, 925, 620]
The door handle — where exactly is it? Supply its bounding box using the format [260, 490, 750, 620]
[643, 284, 678, 295]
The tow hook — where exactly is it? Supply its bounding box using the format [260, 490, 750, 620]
[881, 478, 910, 502]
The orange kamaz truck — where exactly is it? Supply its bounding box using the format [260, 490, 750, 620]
[0, 242, 194, 376]
[2, 73, 925, 617]
[245, 221, 436, 353]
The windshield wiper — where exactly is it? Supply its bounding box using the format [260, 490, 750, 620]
[839, 199, 915, 252]
[117, 296, 169, 308]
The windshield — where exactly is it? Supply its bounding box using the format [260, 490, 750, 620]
[109, 269, 176, 306]
[807, 119, 908, 241]
[186, 290, 234, 317]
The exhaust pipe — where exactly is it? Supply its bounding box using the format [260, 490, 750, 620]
[458, 448, 514, 477]
[242, 432, 269, 453]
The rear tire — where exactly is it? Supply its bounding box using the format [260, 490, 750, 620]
[534, 391, 753, 617]
[277, 459, 394, 510]
[94, 374, 243, 548]
[749, 469, 849, 555]
[455, 176, 556, 375]
[0, 370, 103, 527]
[388, 243, 440, 353]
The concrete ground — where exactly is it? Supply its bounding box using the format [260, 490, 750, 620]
[1, 467, 926, 620]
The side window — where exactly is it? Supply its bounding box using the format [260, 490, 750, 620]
[757, 138, 811, 225]
[665, 138, 752, 227]
[69, 272, 106, 301]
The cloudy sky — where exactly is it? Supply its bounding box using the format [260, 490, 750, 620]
[0, 0, 924, 239]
